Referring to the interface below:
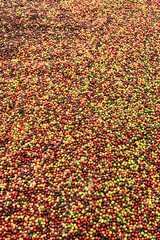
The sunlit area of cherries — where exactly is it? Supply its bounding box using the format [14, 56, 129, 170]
[0, 0, 160, 239]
